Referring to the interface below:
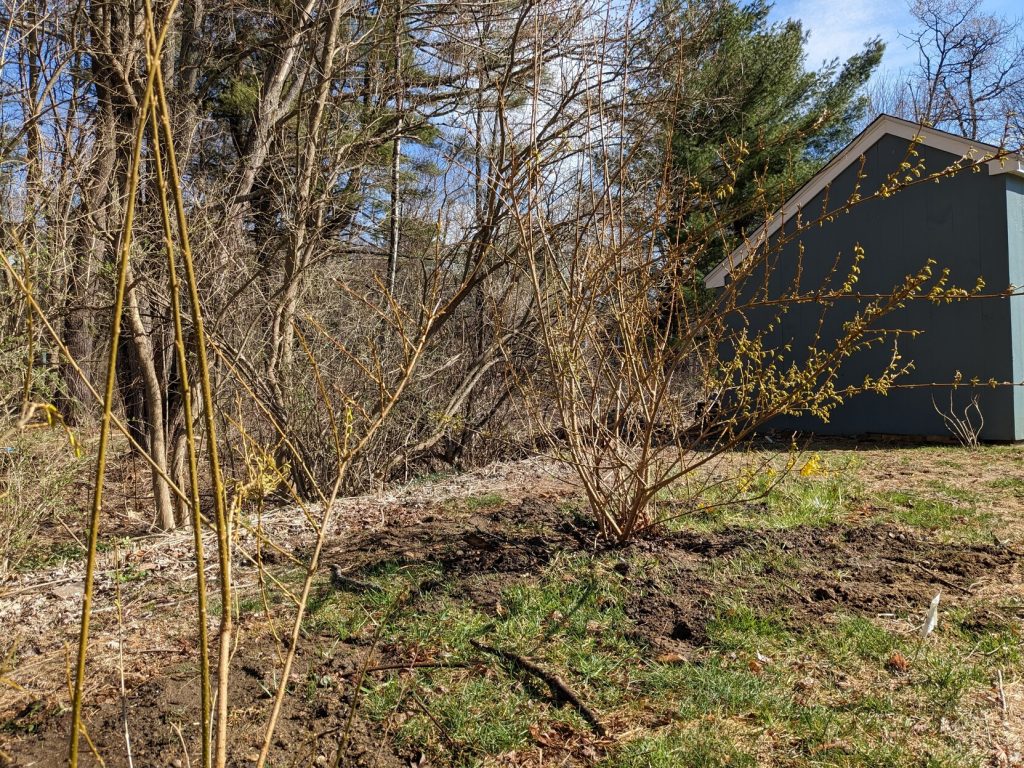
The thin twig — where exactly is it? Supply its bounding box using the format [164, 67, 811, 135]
[409, 687, 466, 755]
[913, 563, 972, 594]
[172, 723, 193, 768]
[470, 639, 606, 736]
[998, 669, 1007, 717]
[114, 545, 134, 768]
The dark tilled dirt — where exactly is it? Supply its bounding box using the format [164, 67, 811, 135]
[330, 499, 1019, 653]
[321, 498, 595, 612]
[5, 497, 1020, 767]
[625, 524, 1017, 653]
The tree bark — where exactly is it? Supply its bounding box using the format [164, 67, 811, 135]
[123, 271, 176, 530]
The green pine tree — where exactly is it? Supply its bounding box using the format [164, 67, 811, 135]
[656, 0, 884, 279]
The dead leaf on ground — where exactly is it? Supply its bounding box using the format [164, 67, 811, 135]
[887, 650, 910, 673]
[655, 652, 688, 664]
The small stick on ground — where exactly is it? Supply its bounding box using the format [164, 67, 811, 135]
[114, 545, 135, 768]
[172, 723, 193, 768]
[329, 565, 384, 594]
[410, 687, 467, 756]
[998, 669, 1008, 717]
[913, 563, 972, 595]
[470, 639, 606, 736]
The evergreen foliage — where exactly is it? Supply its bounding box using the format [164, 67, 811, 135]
[655, 0, 884, 277]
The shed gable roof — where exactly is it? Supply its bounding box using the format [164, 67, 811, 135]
[704, 114, 1024, 289]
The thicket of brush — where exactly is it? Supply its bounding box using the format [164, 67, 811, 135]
[1, 0, 1022, 763]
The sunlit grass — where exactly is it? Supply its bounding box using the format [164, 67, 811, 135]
[306, 540, 1009, 768]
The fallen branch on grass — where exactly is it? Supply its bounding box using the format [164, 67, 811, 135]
[469, 639, 606, 736]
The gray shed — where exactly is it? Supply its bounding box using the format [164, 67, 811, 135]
[706, 115, 1024, 441]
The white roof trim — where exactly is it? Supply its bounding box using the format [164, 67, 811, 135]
[704, 115, 1024, 289]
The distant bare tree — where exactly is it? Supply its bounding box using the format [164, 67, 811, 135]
[871, 0, 1024, 143]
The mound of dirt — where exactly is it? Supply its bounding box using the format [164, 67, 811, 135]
[329, 498, 1018, 655]
[324, 497, 595, 611]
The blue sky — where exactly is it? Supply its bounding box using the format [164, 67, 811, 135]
[769, 0, 1023, 72]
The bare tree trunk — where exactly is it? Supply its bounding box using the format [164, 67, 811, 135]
[124, 271, 175, 529]
[387, 1, 404, 295]
[267, 0, 349, 397]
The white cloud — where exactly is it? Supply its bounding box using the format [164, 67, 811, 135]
[769, 0, 919, 70]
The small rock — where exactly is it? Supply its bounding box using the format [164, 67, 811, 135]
[170, 759, 183, 768]
[51, 584, 82, 600]
[314, 755, 328, 766]
[795, 676, 818, 692]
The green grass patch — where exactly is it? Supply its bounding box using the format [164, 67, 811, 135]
[306, 563, 441, 641]
[14, 539, 86, 571]
[988, 476, 1024, 497]
[705, 599, 792, 652]
[667, 454, 860, 532]
[602, 722, 756, 768]
[306, 536, 1010, 767]
[815, 615, 899, 665]
[464, 492, 506, 511]
[877, 490, 992, 541]
[442, 491, 508, 514]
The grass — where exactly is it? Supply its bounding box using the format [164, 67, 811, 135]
[603, 723, 757, 768]
[620, 601, 996, 768]
[301, 536, 1010, 768]
[14, 540, 86, 571]
[457, 492, 507, 512]
[1, 430, 90, 573]
[659, 444, 1008, 547]
[351, 555, 625, 758]
[665, 453, 860, 532]
[6, 439, 1019, 765]
[299, 444, 1015, 765]
[438, 491, 509, 517]
[988, 476, 1024, 497]
[878, 489, 993, 542]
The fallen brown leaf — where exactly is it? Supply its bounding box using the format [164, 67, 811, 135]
[887, 650, 910, 673]
[655, 652, 687, 664]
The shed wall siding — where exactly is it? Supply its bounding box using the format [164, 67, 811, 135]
[732, 133, 1017, 440]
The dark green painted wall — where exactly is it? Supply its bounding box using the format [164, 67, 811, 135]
[726, 133, 1020, 440]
